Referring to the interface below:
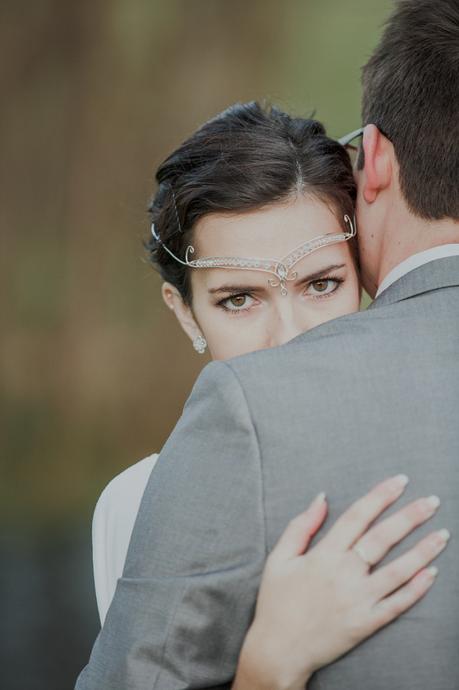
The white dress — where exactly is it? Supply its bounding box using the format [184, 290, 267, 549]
[92, 453, 159, 625]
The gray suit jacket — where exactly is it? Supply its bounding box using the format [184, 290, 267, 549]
[77, 257, 459, 690]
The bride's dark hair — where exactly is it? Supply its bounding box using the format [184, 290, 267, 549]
[146, 102, 356, 304]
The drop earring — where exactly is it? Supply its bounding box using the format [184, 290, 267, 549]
[193, 335, 207, 354]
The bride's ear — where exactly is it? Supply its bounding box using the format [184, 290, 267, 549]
[161, 282, 201, 344]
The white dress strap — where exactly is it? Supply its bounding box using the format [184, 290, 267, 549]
[92, 453, 159, 625]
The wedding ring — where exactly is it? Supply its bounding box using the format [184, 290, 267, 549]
[352, 542, 372, 567]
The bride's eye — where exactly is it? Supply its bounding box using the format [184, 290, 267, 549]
[305, 277, 343, 297]
[219, 293, 255, 312]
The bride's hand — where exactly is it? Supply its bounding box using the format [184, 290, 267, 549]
[233, 475, 449, 690]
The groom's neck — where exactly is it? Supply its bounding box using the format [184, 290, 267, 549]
[376, 208, 459, 290]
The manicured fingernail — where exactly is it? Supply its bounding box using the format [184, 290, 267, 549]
[394, 474, 409, 487]
[426, 566, 439, 578]
[438, 528, 450, 543]
[426, 495, 441, 510]
[314, 492, 326, 505]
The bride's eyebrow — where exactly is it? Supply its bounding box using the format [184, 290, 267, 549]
[295, 263, 346, 283]
[208, 264, 347, 295]
[208, 284, 262, 295]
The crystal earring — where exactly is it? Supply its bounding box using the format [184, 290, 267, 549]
[193, 334, 207, 354]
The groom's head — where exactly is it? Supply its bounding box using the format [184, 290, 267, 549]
[354, 0, 459, 295]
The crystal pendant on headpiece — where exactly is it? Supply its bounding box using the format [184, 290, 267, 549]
[277, 263, 288, 280]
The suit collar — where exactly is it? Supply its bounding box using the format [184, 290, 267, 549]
[369, 256, 459, 310]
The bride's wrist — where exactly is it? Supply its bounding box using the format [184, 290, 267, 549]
[233, 621, 312, 690]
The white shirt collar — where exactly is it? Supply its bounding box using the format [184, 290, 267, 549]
[375, 244, 459, 298]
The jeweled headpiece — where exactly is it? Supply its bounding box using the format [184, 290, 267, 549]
[151, 189, 356, 296]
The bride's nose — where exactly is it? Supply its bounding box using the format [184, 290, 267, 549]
[267, 301, 307, 347]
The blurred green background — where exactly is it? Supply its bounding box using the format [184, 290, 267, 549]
[0, 1, 390, 687]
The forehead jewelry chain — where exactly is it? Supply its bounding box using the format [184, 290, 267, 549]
[152, 214, 356, 296]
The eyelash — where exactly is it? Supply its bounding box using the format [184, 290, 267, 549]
[217, 275, 345, 315]
[306, 274, 344, 298]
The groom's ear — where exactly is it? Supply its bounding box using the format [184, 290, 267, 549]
[360, 124, 392, 204]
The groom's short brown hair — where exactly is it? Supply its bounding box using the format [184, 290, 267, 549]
[362, 0, 459, 220]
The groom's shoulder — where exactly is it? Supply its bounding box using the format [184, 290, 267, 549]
[193, 294, 430, 403]
[227, 306, 381, 377]
[183, 310, 374, 400]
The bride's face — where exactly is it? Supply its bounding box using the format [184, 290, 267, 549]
[163, 195, 361, 361]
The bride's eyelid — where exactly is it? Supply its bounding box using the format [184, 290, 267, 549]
[216, 291, 259, 313]
[304, 274, 345, 297]
[213, 270, 347, 309]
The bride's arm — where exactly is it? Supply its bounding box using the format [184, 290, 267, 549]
[232, 476, 447, 690]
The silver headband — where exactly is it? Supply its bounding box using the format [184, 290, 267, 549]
[152, 214, 356, 296]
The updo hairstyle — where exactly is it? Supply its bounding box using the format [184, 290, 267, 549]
[146, 102, 356, 304]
